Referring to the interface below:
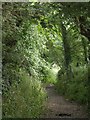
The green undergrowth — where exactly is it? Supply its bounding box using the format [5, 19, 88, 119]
[3, 69, 47, 118]
[40, 66, 57, 84]
[55, 66, 88, 104]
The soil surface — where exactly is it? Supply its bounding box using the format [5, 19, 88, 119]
[41, 84, 88, 118]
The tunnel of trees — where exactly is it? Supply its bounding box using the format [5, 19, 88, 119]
[2, 2, 90, 118]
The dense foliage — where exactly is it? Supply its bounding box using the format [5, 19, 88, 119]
[2, 2, 90, 118]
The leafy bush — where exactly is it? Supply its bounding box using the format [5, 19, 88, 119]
[40, 66, 56, 84]
[55, 72, 67, 94]
[3, 70, 46, 118]
[66, 69, 88, 104]
[55, 66, 88, 104]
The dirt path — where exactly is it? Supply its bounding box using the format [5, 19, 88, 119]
[41, 85, 88, 118]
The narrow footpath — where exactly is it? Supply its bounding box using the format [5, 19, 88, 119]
[41, 85, 88, 118]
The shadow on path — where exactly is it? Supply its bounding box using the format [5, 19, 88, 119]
[41, 84, 88, 118]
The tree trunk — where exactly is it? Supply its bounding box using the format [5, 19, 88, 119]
[82, 37, 88, 64]
[61, 22, 71, 79]
[78, 16, 90, 117]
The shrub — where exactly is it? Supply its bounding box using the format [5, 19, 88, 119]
[55, 66, 88, 104]
[55, 72, 67, 95]
[3, 70, 46, 118]
[40, 66, 56, 84]
[45, 68, 56, 84]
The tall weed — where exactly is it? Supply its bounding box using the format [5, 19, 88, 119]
[56, 66, 88, 104]
[3, 70, 46, 118]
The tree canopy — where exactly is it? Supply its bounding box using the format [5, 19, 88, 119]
[2, 2, 90, 118]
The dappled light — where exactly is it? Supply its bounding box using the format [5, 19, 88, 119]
[2, 2, 90, 119]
